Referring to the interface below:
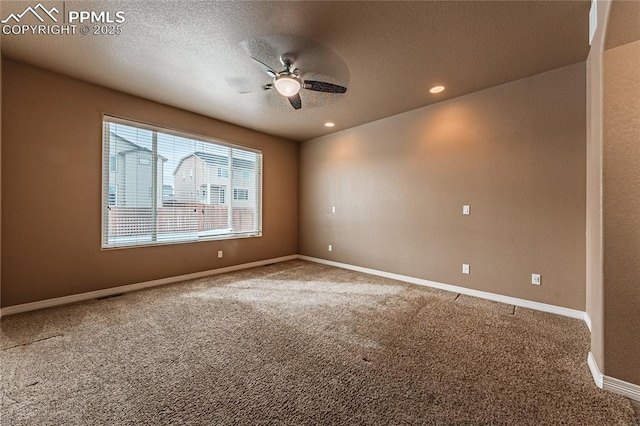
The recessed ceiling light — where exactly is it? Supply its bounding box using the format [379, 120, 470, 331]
[324, 122, 335, 128]
[429, 85, 445, 94]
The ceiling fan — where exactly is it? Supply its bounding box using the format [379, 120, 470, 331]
[247, 53, 348, 110]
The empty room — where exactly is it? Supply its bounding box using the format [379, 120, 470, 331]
[1, 0, 638, 424]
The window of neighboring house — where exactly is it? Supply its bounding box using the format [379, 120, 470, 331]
[199, 185, 208, 200]
[210, 185, 226, 205]
[102, 115, 262, 249]
[108, 184, 118, 206]
[233, 188, 249, 201]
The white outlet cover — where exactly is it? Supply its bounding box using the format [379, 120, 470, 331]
[332, 206, 336, 213]
[532, 274, 541, 285]
[328, 244, 332, 252]
[218, 250, 223, 258]
[463, 205, 470, 215]
[462, 264, 470, 274]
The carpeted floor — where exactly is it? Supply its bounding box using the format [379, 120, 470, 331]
[1, 260, 637, 425]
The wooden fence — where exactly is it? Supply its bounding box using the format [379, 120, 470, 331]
[107, 204, 256, 236]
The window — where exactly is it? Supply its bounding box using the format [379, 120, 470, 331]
[199, 185, 208, 200]
[210, 185, 226, 205]
[233, 188, 249, 201]
[102, 116, 262, 248]
[108, 184, 118, 206]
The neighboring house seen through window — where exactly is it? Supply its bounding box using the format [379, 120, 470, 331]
[102, 115, 262, 248]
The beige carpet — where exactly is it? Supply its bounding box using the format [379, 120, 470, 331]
[1, 260, 637, 425]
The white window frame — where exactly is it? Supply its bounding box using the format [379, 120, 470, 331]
[101, 115, 262, 249]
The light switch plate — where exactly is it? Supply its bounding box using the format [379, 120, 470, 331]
[462, 264, 470, 274]
[463, 205, 470, 215]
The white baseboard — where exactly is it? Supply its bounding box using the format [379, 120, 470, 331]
[0, 254, 585, 321]
[588, 352, 640, 402]
[299, 255, 585, 321]
[584, 312, 592, 332]
[588, 352, 604, 388]
[0, 255, 298, 317]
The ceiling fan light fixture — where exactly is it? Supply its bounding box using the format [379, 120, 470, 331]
[274, 76, 301, 97]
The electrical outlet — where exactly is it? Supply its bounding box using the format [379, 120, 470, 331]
[463, 205, 470, 215]
[328, 244, 333, 252]
[218, 250, 223, 259]
[531, 273, 541, 285]
[332, 206, 336, 213]
[462, 264, 470, 274]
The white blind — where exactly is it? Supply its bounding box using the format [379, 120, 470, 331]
[102, 116, 262, 248]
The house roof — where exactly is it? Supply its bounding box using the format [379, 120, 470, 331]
[110, 132, 143, 151]
[193, 152, 228, 167]
[111, 132, 167, 161]
[173, 152, 256, 176]
[194, 152, 255, 170]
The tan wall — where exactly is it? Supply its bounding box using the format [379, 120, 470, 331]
[586, 0, 610, 373]
[602, 39, 640, 385]
[0, 43, 2, 311]
[300, 62, 586, 310]
[587, 0, 640, 388]
[1, 60, 299, 307]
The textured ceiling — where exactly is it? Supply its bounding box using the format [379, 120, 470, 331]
[1, 1, 590, 141]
